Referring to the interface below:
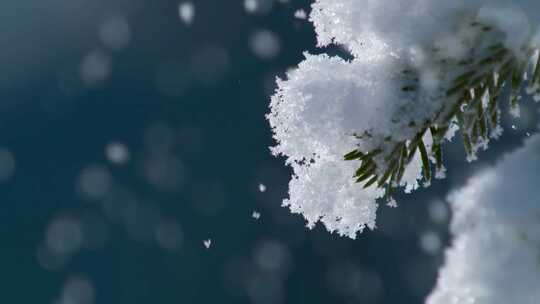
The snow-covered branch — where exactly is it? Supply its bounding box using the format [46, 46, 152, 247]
[268, 0, 540, 237]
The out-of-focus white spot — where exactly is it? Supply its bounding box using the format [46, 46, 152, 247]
[244, 0, 258, 13]
[258, 183, 267, 192]
[105, 142, 130, 165]
[252, 211, 261, 220]
[203, 239, 212, 249]
[254, 240, 291, 275]
[419, 231, 442, 255]
[59, 276, 95, 304]
[178, 2, 195, 25]
[244, 0, 274, 15]
[155, 219, 183, 252]
[294, 9, 307, 19]
[77, 165, 113, 201]
[37, 243, 68, 270]
[244, 272, 284, 304]
[46, 216, 83, 258]
[0, 148, 16, 182]
[98, 16, 131, 51]
[80, 50, 111, 87]
[428, 200, 449, 224]
[249, 30, 281, 60]
[511, 124, 517, 130]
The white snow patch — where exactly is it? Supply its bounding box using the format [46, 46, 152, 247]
[428, 134, 540, 304]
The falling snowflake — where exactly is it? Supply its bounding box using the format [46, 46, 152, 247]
[178, 2, 195, 25]
[294, 9, 307, 20]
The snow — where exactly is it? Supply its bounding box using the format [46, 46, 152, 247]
[310, 0, 540, 58]
[294, 9, 307, 20]
[386, 198, 398, 208]
[427, 134, 540, 304]
[252, 211, 261, 220]
[268, 0, 540, 237]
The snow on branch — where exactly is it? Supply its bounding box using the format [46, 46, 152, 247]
[268, 0, 540, 237]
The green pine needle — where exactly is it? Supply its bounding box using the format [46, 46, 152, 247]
[344, 24, 540, 201]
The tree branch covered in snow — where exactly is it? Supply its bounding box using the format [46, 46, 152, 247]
[427, 133, 540, 304]
[268, 0, 540, 237]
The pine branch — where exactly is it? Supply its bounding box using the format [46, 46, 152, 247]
[345, 21, 540, 201]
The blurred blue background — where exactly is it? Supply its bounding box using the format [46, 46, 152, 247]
[0, 0, 537, 303]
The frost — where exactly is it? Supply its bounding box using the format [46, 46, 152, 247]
[268, 0, 540, 237]
[427, 134, 540, 304]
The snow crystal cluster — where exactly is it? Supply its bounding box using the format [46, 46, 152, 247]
[427, 134, 540, 304]
[268, 0, 540, 237]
